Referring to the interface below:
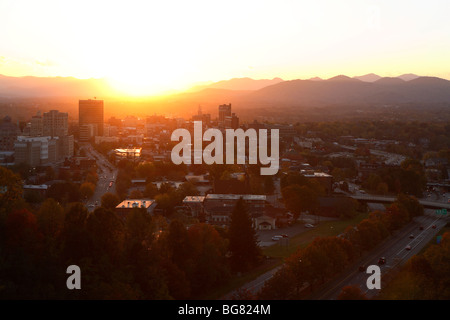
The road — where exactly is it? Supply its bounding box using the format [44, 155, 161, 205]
[83, 144, 118, 212]
[337, 143, 406, 166]
[309, 209, 448, 300]
[223, 209, 448, 300]
[351, 194, 450, 210]
[221, 265, 283, 300]
[257, 215, 337, 247]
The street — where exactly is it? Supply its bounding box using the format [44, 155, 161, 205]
[82, 144, 118, 212]
[310, 209, 448, 300]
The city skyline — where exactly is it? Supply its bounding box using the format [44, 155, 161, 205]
[1, 0, 450, 95]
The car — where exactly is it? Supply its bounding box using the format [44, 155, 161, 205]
[405, 245, 411, 250]
[305, 224, 315, 228]
[432, 225, 437, 229]
[378, 257, 386, 265]
[409, 234, 414, 239]
[272, 235, 283, 241]
[281, 234, 289, 238]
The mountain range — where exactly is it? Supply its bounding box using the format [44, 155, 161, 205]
[1, 73, 450, 109]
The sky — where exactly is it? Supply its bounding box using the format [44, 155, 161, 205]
[1, 0, 450, 95]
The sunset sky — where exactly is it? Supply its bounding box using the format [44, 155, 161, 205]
[1, 0, 449, 95]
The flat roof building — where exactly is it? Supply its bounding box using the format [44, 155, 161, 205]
[79, 99, 104, 140]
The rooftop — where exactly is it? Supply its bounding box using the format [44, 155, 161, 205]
[300, 170, 332, 178]
[116, 199, 155, 209]
[183, 196, 206, 203]
[205, 194, 266, 201]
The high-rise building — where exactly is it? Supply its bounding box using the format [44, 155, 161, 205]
[79, 99, 104, 140]
[79, 124, 97, 142]
[14, 136, 58, 166]
[0, 116, 19, 151]
[224, 113, 239, 129]
[58, 135, 74, 159]
[43, 110, 68, 137]
[218, 103, 231, 126]
[30, 112, 43, 136]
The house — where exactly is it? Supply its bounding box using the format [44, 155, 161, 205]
[254, 215, 276, 230]
[301, 170, 333, 195]
[203, 194, 266, 227]
[182, 196, 205, 217]
[115, 199, 157, 218]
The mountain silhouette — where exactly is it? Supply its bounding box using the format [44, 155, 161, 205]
[1, 73, 450, 109]
[187, 77, 284, 92]
[353, 73, 382, 82]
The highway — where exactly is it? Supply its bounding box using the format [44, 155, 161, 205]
[83, 144, 118, 212]
[221, 209, 448, 300]
[351, 194, 450, 210]
[309, 209, 448, 300]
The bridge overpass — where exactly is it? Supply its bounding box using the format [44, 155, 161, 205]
[350, 194, 450, 210]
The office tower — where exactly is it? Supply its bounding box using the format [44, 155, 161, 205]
[218, 103, 231, 126]
[58, 135, 74, 159]
[0, 116, 19, 151]
[79, 99, 104, 141]
[30, 112, 43, 136]
[43, 110, 68, 137]
[224, 113, 239, 129]
[14, 136, 57, 166]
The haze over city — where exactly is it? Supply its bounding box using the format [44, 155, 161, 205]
[1, 0, 450, 96]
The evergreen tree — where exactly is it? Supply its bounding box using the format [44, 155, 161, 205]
[228, 198, 261, 272]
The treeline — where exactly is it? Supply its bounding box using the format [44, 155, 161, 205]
[362, 159, 427, 197]
[379, 230, 450, 299]
[0, 167, 262, 299]
[258, 194, 424, 299]
[295, 120, 450, 153]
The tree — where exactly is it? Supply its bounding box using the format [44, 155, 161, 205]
[45, 166, 55, 181]
[165, 219, 192, 269]
[281, 184, 319, 220]
[86, 207, 124, 262]
[85, 172, 99, 186]
[62, 202, 90, 262]
[187, 223, 230, 294]
[228, 198, 261, 272]
[47, 182, 81, 204]
[384, 203, 409, 231]
[144, 183, 159, 198]
[80, 182, 96, 199]
[338, 285, 368, 300]
[258, 267, 296, 300]
[395, 193, 424, 219]
[37, 198, 65, 241]
[101, 192, 120, 210]
[136, 162, 155, 179]
[129, 189, 143, 199]
[376, 182, 389, 195]
[0, 166, 24, 216]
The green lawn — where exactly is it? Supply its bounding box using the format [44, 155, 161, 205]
[262, 213, 367, 259]
[203, 213, 368, 300]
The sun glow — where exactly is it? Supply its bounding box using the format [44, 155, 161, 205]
[1, 0, 450, 93]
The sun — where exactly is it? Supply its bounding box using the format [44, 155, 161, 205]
[102, 50, 197, 97]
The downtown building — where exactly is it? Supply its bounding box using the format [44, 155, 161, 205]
[14, 110, 74, 166]
[79, 99, 104, 141]
[218, 103, 231, 127]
